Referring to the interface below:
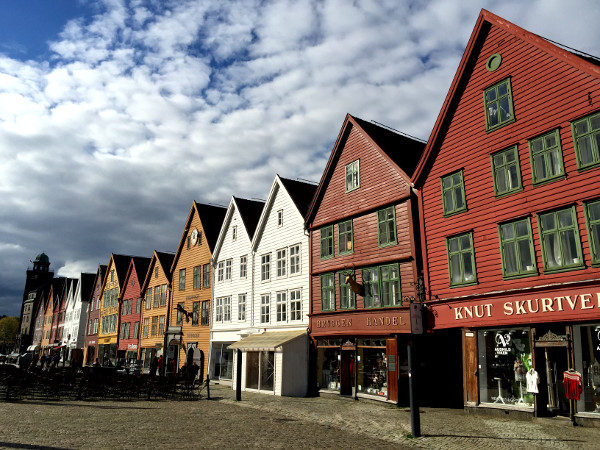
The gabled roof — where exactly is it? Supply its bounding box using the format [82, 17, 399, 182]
[170, 201, 226, 273]
[87, 265, 107, 303]
[305, 113, 425, 225]
[252, 175, 317, 249]
[142, 250, 176, 292]
[80, 272, 96, 304]
[212, 196, 265, 261]
[112, 254, 135, 286]
[122, 256, 152, 297]
[412, 9, 600, 186]
[279, 176, 318, 219]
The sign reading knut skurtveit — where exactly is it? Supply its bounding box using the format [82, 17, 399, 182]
[429, 285, 600, 329]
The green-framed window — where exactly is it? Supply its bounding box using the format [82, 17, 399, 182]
[528, 129, 564, 184]
[447, 232, 477, 286]
[572, 112, 600, 170]
[362, 264, 401, 308]
[338, 271, 356, 310]
[320, 225, 334, 259]
[585, 199, 600, 265]
[491, 146, 522, 196]
[338, 220, 353, 255]
[377, 206, 397, 247]
[320, 273, 335, 311]
[345, 159, 360, 192]
[498, 218, 537, 278]
[441, 171, 467, 216]
[484, 78, 515, 131]
[538, 206, 584, 272]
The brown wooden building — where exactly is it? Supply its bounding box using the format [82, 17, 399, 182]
[305, 114, 425, 402]
[168, 202, 227, 379]
[413, 10, 600, 419]
[139, 250, 175, 371]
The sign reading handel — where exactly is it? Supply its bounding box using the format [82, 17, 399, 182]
[311, 309, 411, 335]
[431, 287, 600, 329]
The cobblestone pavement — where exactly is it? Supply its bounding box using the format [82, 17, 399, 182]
[1, 383, 599, 449]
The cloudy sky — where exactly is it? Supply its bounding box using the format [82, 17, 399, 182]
[1, 0, 599, 317]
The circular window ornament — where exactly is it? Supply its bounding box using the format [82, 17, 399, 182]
[486, 53, 502, 72]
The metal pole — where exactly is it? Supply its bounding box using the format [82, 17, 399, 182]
[236, 349, 242, 401]
[407, 339, 421, 437]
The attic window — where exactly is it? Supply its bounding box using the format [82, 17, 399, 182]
[345, 160, 360, 192]
[486, 53, 502, 72]
[155, 267, 159, 278]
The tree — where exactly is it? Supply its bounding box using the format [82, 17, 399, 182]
[0, 316, 19, 352]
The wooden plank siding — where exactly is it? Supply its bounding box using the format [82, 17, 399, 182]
[139, 254, 171, 365]
[118, 260, 146, 357]
[170, 206, 215, 377]
[415, 14, 600, 311]
[307, 115, 424, 326]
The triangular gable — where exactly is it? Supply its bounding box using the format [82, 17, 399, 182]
[306, 113, 425, 226]
[170, 201, 226, 274]
[142, 251, 175, 292]
[252, 175, 317, 250]
[122, 256, 152, 297]
[213, 196, 265, 262]
[413, 8, 600, 186]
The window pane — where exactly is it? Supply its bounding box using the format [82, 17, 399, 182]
[504, 242, 518, 274]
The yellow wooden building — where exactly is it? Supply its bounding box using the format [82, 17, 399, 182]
[138, 250, 175, 371]
[167, 202, 226, 379]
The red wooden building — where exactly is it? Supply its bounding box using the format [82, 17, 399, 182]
[413, 10, 600, 419]
[84, 265, 106, 365]
[305, 114, 426, 402]
[117, 257, 151, 364]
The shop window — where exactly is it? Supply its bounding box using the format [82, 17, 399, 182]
[574, 324, 600, 413]
[477, 328, 533, 407]
[498, 218, 537, 278]
[245, 351, 274, 391]
[584, 199, 600, 265]
[338, 271, 356, 310]
[572, 111, 600, 170]
[528, 129, 564, 185]
[338, 220, 353, 255]
[484, 78, 515, 131]
[320, 274, 335, 311]
[320, 225, 334, 259]
[441, 170, 467, 216]
[377, 206, 397, 247]
[446, 232, 477, 286]
[316, 341, 341, 391]
[538, 206, 583, 272]
[357, 339, 387, 397]
[491, 146, 522, 196]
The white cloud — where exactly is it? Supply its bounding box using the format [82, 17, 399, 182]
[1, 0, 599, 315]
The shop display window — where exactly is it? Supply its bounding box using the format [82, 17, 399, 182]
[357, 339, 387, 397]
[245, 351, 274, 391]
[316, 339, 341, 391]
[574, 324, 600, 413]
[477, 328, 534, 407]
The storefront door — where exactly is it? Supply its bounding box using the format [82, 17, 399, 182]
[340, 350, 355, 396]
[534, 325, 570, 417]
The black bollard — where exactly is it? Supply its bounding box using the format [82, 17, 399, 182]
[205, 375, 210, 400]
[236, 349, 242, 401]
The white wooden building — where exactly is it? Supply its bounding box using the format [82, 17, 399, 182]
[63, 274, 94, 362]
[210, 175, 316, 396]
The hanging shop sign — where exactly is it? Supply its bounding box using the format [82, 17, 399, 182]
[430, 285, 600, 329]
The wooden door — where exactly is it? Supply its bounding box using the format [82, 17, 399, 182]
[462, 329, 478, 405]
[386, 338, 398, 403]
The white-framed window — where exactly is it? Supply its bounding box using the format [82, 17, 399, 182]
[232, 225, 237, 241]
[345, 159, 360, 192]
[277, 209, 283, 227]
[240, 255, 247, 279]
[261, 295, 270, 323]
[93, 318, 98, 334]
[261, 254, 271, 281]
[238, 294, 246, 321]
[276, 248, 287, 277]
[276, 291, 287, 322]
[290, 244, 301, 275]
[223, 297, 231, 322]
[290, 289, 302, 321]
[218, 261, 224, 282]
[215, 297, 224, 322]
[225, 258, 232, 280]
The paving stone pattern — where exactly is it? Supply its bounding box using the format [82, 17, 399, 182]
[0, 384, 598, 449]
